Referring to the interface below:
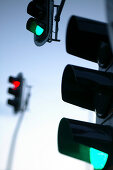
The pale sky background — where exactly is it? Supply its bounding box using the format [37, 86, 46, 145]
[0, 0, 107, 170]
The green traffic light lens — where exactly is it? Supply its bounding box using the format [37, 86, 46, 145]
[26, 18, 44, 36]
[35, 25, 44, 36]
[90, 148, 108, 169]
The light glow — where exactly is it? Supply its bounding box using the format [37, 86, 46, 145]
[90, 148, 108, 169]
[35, 25, 44, 36]
[12, 81, 20, 90]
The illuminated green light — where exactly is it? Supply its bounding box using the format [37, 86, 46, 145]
[90, 148, 108, 169]
[26, 18, 44, 36]
[35, 25, 44, 36]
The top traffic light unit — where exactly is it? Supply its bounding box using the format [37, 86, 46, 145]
[26, 0, 54, 46]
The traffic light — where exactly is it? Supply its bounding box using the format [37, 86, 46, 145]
[58, 118, 113, 170]
[7, 73, 23, 113]
[57, 14, 113, 170]
[26, 0, 54, 46]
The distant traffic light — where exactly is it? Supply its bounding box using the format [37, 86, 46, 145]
[66, 16, 112, 68]
[58, 118, 113, 170]
[7, 73, 23, 113]
[26, 0, 54, 46]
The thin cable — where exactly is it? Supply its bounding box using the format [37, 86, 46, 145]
[6, 111, 25, 170]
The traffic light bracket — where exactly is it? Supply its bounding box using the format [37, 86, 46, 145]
[52, 0, 66, 42]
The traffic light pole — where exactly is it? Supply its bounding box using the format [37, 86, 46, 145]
[6, 87, 31, 170]
[6, 110, 25, 170]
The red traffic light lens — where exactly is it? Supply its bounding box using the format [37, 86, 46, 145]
[12, 81, 20, 90]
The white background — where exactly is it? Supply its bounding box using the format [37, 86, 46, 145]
[0, 0, 106, 170]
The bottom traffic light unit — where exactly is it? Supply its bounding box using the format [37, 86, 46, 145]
[57, 118, 113, 170]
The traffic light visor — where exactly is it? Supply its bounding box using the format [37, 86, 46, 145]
[66, 16, 109, 63]
[26, 18, 44, 36]
[62, 64, 113, 118]
[58, 118, 112, 169]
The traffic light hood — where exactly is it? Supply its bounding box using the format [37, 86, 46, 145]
[62, 64, 113, 118]
[66, 15, 112, 66]
[58, 118, 113, 169]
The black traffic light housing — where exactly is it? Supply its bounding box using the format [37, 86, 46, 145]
[61, 15, 113, 119]
[7, 73, 23, 113]
[57, 14, 113, 170]
[26, 0, 54, 46]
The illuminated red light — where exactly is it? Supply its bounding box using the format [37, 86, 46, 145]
[12, 81, 20, 90]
